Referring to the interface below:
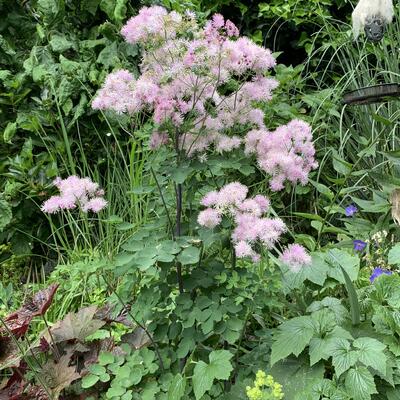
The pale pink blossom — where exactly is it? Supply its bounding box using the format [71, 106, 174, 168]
[235, 241, 254, 257]
[41, 176, 107, 214]
[197, 208, 222, 228]
[198, 183, 284, 261]
[201, 191, 219, 207]
[280, 244, 312, 272]
[217, 182, 248, 207]
[149, 131, 169, 149]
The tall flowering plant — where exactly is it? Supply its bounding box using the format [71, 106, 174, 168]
[92, 6, 317, 282]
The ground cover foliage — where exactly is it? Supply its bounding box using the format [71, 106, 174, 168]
[1, 0, 400, 399]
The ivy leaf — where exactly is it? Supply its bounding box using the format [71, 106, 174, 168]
[271, 316, 315, 366]
[353, 337, 387, 376]
[192, 350, 233, 400]
[167, 374, 186, 400]
[329, 338, 358, 378]
[345, 366, 377, 400]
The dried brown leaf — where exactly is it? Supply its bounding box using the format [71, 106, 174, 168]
[47, 306, 105, 344]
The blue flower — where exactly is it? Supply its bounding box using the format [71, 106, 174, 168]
[345, 204, 358, 217]
[353, 239, 367, 252]
[370, 267, 392, 283]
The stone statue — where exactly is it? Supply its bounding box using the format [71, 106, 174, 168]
[352, 0, 394, 41]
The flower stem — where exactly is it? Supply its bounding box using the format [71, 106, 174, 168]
[175, 182, 184, 294]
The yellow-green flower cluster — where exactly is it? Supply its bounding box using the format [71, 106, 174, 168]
[246, 370, 284, 400]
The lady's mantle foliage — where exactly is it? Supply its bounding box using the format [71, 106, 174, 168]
[92, 6, 317, 191]
[41, 176, 107, 214]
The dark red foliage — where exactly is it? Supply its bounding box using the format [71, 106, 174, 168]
[39, 337, 50, 353]
[0, 284, 59, 340]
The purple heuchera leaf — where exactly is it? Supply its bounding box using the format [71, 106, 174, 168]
[353, 239, 367, 252]
[345, 204, 358, 217]
[370, 267, 392, 283]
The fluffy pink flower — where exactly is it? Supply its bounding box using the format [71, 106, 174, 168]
[235, 241, 254, 257]
[218, 182, 248, 207]
[41, 176, 107, 214]
[121, 6, 169, 45]
[149, 131, 169, 149]
[82, 197, 108, 213]
[280, 244, 312, 272]
[201, 191, 219, 207]
[41, 196, 63, 214]
[215, 135, 242, 153]
[253, 195, 270, 213]
[92, 70, 137, 114]
[225, 20, 239, 37]
[244, 119, 317, 191]
[197, 208, 222, 228]
[199, 183, 281, 261]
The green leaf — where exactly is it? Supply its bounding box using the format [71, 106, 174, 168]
[351, 197, 390, 213]
[345, 366, 377, 400]
[283, 252, 329, 288]
[353, 337, 387, 376]
[177, 246, 200, 265]
[4, 122, 17, 143]
[340, 266, 360, 326]
[81, 374, 99, 388]
[388, 244, 400, 265]
[271, 316, 315, 366]
[49, 34, 73, 52]
[97, 42, 119, 68]
[326, 249, 359, 283]
[98, 352, 114, 366]
[329, 338, 358, 378]
[88, 364, 106, 375]
[192, 350, 233, 400]
[269, 356, 324, 400]
[0, 197, 12, 232]
[167, 374, 186, 400]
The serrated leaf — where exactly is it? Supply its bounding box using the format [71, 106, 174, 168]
[271, 316, 315, 366]
[326, 249, 359, 283]
[168, 374, 186, 400]
[329, 338, 358, 378]
[192, 350, 233, 399]
[48, 305, 105, 343]
[353, 337, 387, 376]
[270, 356, 324, 400]
[345, 366, 377, 400]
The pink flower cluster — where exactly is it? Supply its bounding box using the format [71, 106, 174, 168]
[92, 7, 285, 160]
[279, 243, 312, 272]
[41, 176, 107, 214]
[198, 182, 287, 262]
[245, 119, 318, 191]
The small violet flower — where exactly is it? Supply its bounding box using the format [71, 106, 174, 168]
[370, 267, 392, 283]
[345, 204, 358, 217]
[353, 239, 367, 252]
